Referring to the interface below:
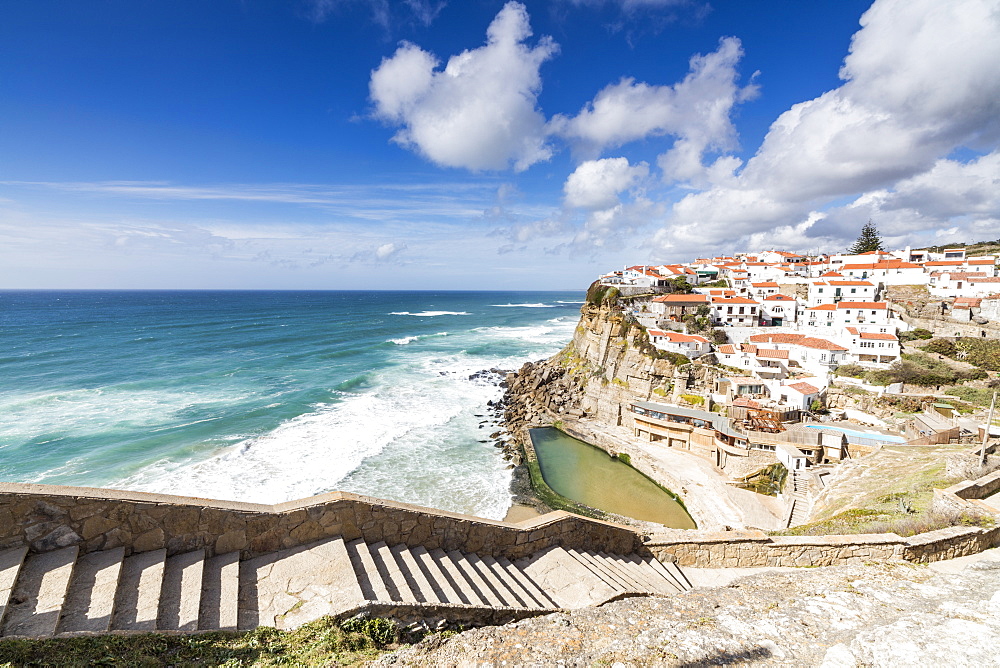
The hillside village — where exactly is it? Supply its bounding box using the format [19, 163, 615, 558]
[579, 244, 1000, 485]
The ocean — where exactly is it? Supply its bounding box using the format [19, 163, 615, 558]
[0, 290, 582, 520]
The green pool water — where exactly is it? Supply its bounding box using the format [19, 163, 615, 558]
[529, 428, 696, 528]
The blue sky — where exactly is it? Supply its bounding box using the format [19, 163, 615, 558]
[2, 0, 998, 289]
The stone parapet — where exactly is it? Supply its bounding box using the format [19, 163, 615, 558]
[0, 482, 640, 560]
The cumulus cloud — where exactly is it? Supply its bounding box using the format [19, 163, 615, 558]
[550, 37, 757, 171]
[563, 157, 648, 209]
[369, 1, 558, 171]
[657, 0, 1000, 256]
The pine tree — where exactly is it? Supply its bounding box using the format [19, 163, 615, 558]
[847, 220, 884, 254]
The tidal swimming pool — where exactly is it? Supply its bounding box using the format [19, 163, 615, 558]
[529, 427, 696, 529]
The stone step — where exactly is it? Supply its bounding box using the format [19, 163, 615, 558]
[1, 546, 78, 637]
[346, 539, 391, 602]
[390, 544, 439, 604]
[430, 549, 482, 606]
[411, 546, 463, 605]
[448, 551, 507, 607]
[239, 538, 362, 631]
[427, 549, 477, 605]
[112, 549, 166, 632]
[597, 552, 659, 593]
[372, 542, 416, 603]
[622, 554, 682, 595]
[494, 556, 557, 608]
[567, 549, 631, 592]
[158, 550, 205, 632]
[660, 560, 692, 591]
[57, 547, 125, 635]
[0, 547, 29, 631]
[644, 556, 688, 592]
[464, 553, 518, 607]
[635, 556, 684, 594]
[479, 556, 532, 607]
[517, 546, 618, 609]
[199, 551, 239, 631]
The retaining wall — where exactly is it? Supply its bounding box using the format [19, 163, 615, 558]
[0, 483, 640, 560]
[4, 463, 1000, 569]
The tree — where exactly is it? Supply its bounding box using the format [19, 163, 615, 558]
[847, 220, 884, 254]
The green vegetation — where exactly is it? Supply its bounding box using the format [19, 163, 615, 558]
[864, 353, 986, 387]
[834, 363, 865, 378]
[917, 238, 1000, 257]
[616, 452, 631, 465]
[739, 463, 787, 496]
[847, 219, 884, 254]
[0, 615, 402, 667]
[698, 278, 729, 288]
[585, 281, 620, 307]
[899, 328, 933, 342]
[775, 508, 994, 537]
[945, 385, 999, 408]
[955, 338, 1000, 372]
[786, 444, 976, 536]
[678, 393, 704, 406]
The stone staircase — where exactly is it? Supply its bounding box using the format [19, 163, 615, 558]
[0, 537, 690, 638]
[787, 469, 812, 527]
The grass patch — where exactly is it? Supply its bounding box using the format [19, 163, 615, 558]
[775, 508, 995, 537]
[803, 444, 971, 530]
[0, 615, 402, 668]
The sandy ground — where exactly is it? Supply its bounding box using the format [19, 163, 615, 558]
[569, 419, 787, 531]
[503, 503, 544, 523]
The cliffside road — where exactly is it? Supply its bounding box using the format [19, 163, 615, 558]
[380, 558, 1000, 667]
[569, 419, 785, 531]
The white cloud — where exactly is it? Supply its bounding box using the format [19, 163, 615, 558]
[375, 241, 405, 259]
[307, 0, 443, 28]
[369, 1, 558, 171]
[550, 36, 757, 171]
[656, 0, 1000, 257]
[563, 157, 648, 209]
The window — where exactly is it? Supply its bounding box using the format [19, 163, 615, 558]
[727, 306, 733, 314]
[739, 307, 745, 314]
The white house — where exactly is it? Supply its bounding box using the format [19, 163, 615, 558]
[747, 333, 850, 377]
[776, 380, 825, 411]
[844, 327, 899, 366]
[710, 295, 761, 326]
[838, 260, 928, 285]
[647, 330, 712, 358]
[806, 280, 878, 306]
[759, 294, 798, 326]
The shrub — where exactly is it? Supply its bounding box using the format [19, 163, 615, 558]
[956, 339, 1000, 371]
[900, 328, 933, 341]
[835, 363, 865, 378]
[923, 338, 957, 356]
[946, 385, 998, 406]
[679, 393, 704, 406]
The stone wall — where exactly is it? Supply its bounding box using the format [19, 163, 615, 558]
[0, 482, 640, 560]
[646, 525, 1000, 567]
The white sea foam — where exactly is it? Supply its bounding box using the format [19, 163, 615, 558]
[389, 311, 470, 317]
[387, 332, 449, 345]
[0, 386, 249, 441]
[491, 303, 555, 308]
[556, 300, 585, 304]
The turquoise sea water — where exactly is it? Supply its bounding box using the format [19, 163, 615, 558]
[0, 291, 582, 519]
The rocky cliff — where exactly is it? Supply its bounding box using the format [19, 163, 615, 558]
[501, 298, 681, 447]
